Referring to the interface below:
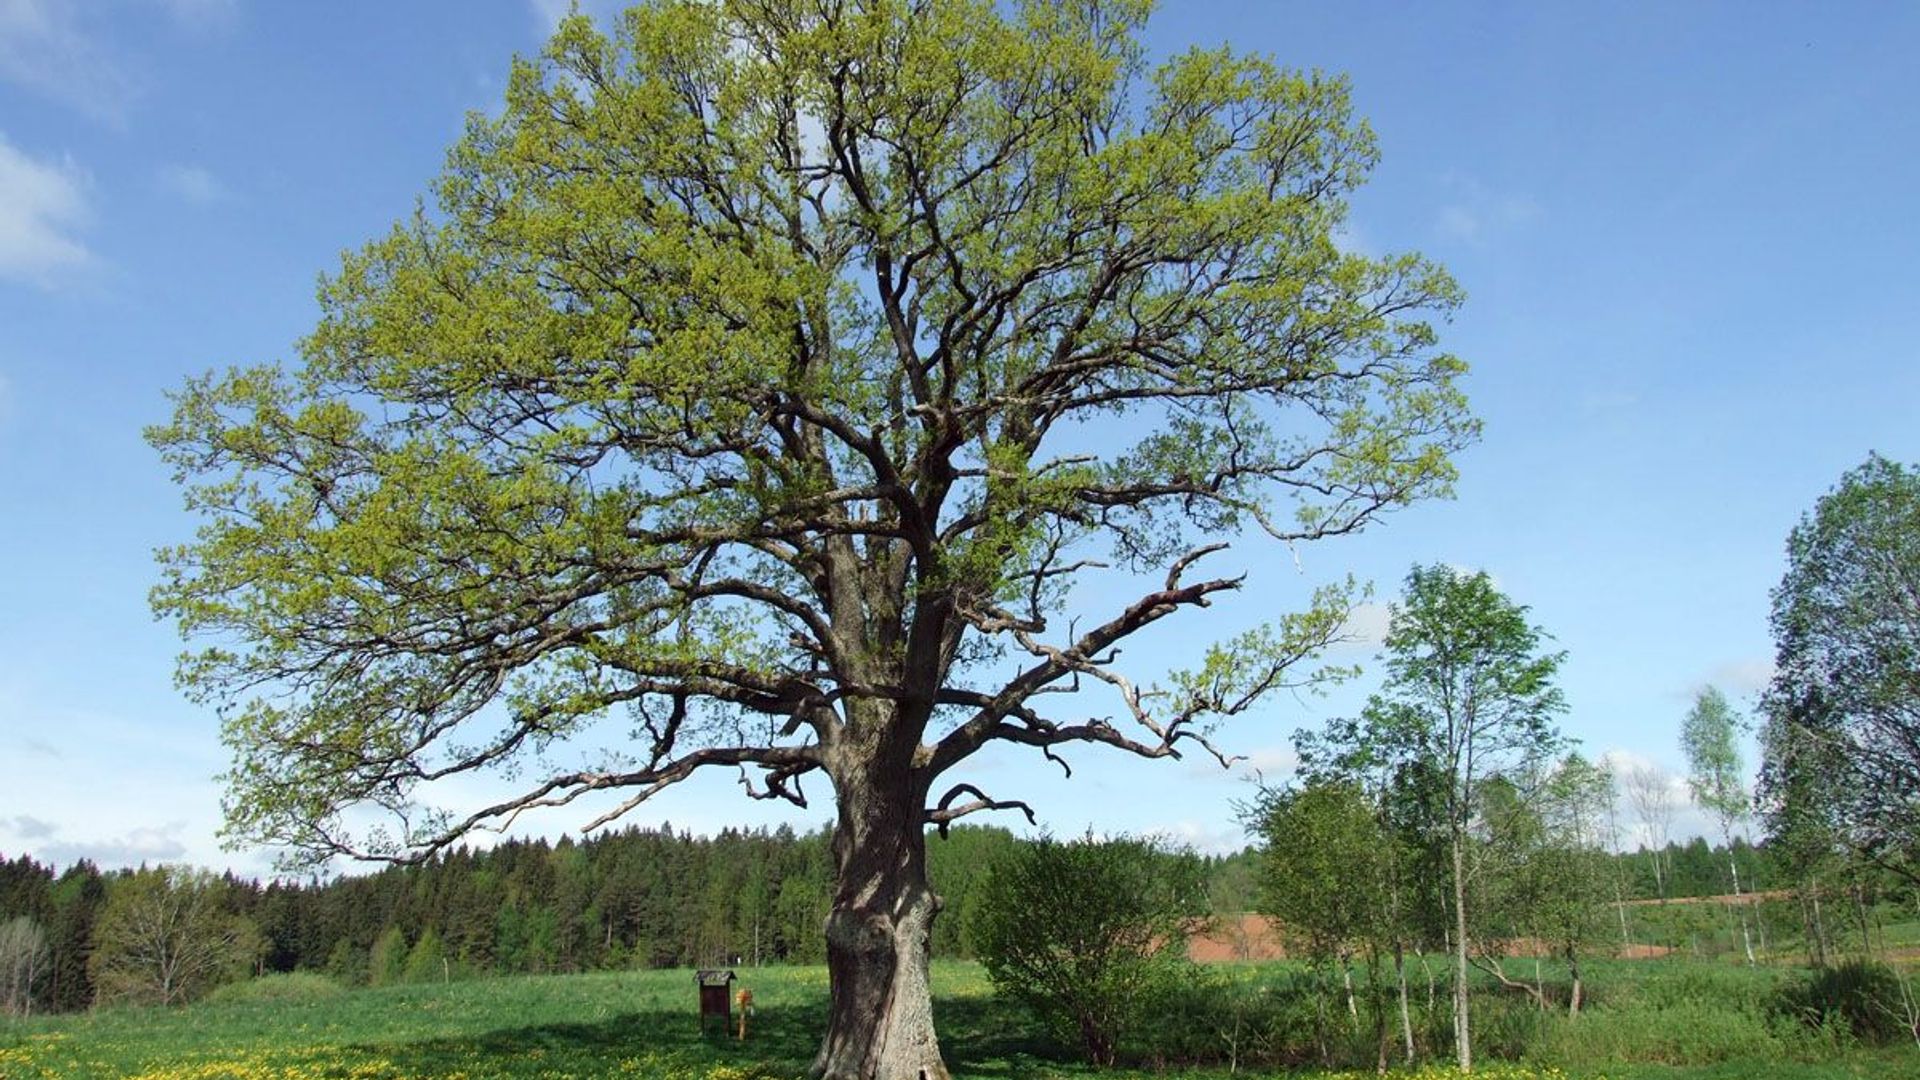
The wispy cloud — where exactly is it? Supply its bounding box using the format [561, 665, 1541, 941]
[0, 133, 93, 287]
[1189, 744, 1299, 785]
[157, 163, 225, 205]
[14, 731, 56, 757]
[2, 813, 194, 869]
[39, 822, 191, 869]
[5, 814, 55, 840]
[152, 0, 240, 33]
[1153, 819, 1251, 856]
[1706, 658, 1775, 699]
[526, 0, 628, 35]
[1668, 658, 1776, 705]
[1338, 601, 1392, 648]
[0, 0, 136, 123]
[1434, 173, 1541, 245]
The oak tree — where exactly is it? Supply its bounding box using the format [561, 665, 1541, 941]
[149, 2, 1472, 1075]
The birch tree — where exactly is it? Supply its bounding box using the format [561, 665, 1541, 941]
[0, 916, 49, 1017]
[88, 868, 259, 1007]
[1341, 565, 1565, 1071]
[1682, 685, 1755, 963]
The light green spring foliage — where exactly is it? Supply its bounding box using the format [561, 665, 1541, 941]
[1367, 565, 1567, 830]
[966, 834, 1208, 1066]
[1251, 781, 1391, 962]
[368, 926, 408, 989]
[1482, 755, 1614, 959]
[149, 0, 1475, 865]
[1680, 687, 1745, 827]
[88, 868, 261, 1008]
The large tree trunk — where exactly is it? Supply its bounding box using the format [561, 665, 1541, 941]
[812, 761, 950, 1080]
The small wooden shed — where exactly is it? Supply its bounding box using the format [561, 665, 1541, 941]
[695, 969, 736, 1034]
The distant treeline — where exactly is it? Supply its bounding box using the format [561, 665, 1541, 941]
[0, 824, 1777, 1014]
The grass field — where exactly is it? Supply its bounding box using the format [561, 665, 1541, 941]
[2, 960, 1916, 1079]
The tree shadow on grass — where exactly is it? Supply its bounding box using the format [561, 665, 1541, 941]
[349, 994, 1077, 1079]
[349, 1002, 814, 1077]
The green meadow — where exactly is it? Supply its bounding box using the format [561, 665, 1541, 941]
[3, 960, 1914, 1080]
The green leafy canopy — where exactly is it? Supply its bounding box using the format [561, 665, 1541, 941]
[149, 0, 1475, 866]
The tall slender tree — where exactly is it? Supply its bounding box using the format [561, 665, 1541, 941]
[1622, 762, 1678, 901]
[1333, 565, 1565, 1071]
[1681, 686, 1755, 963]
[147, 2, 1473, 1076]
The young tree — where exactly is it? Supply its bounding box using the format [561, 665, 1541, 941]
[1765, 454, 1920, 885]
[0, 916, 49, 1017]
[1532, 754, 1614, 1014]
[147, 2, 1472, 1075]
[404, 926, 449, 983]
[369, 925, 408, 987]
[89, 868, 259, 1007]
[1622, 761, 1679, 900]
[968, 834, 1208, 1066]
[1284, 727, 1441, 1064]
[1253, 780, 1408, 1067]
[1682, 685, 1755, 963]
[1349, 565, 1565, 1071]
[1758, 699, 1845, 966]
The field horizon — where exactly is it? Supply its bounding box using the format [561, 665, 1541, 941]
[4, 957, 1916, 1080]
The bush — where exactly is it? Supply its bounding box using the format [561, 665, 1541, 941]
[1776, 960, 1912, 1045]
[1530, 998, 1787, 1066]
[203, 971, 347, 1005]
[967, 833, 1209, 1066]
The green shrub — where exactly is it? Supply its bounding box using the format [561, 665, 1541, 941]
[202, 971, 347, 1005]
[1777, 960, 1912, 1046]
[1531, 998, 1786, 1066]
[968, 833, 1209, 1066]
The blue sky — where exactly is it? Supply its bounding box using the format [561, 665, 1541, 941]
[1, 1, 1916, 875]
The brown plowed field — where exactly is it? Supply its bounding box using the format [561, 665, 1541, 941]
[1187, 914, 1675, 962]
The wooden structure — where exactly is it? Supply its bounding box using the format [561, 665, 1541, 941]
[695, 969, 736, 1034]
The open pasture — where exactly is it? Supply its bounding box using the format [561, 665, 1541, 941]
[2, 960, 1913, 1080]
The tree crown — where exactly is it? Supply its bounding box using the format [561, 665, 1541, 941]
[150, 0, 1474, 866]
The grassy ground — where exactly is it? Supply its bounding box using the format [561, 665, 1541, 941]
[1, 961, 1915, 1079]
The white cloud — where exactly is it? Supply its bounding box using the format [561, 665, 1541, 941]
[1595, 747, 1740, 851]
[1434, 174, 1541, 245]
[1330, 221, 1373, 257]
[0, 133, 93, 286]
[1152, 819, 1251, 856]
[41, 823, 191, 869]
[157, 163, 225, 205]
[1706, 657, 1775, 698]
[0, 0, 135, 122]
[1188, 744, 1299, 785]
[526, 0, 628, 35]
[1339, 601, 1392, 647]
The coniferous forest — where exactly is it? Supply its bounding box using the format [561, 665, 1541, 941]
[0, 822, 1802, 1015]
